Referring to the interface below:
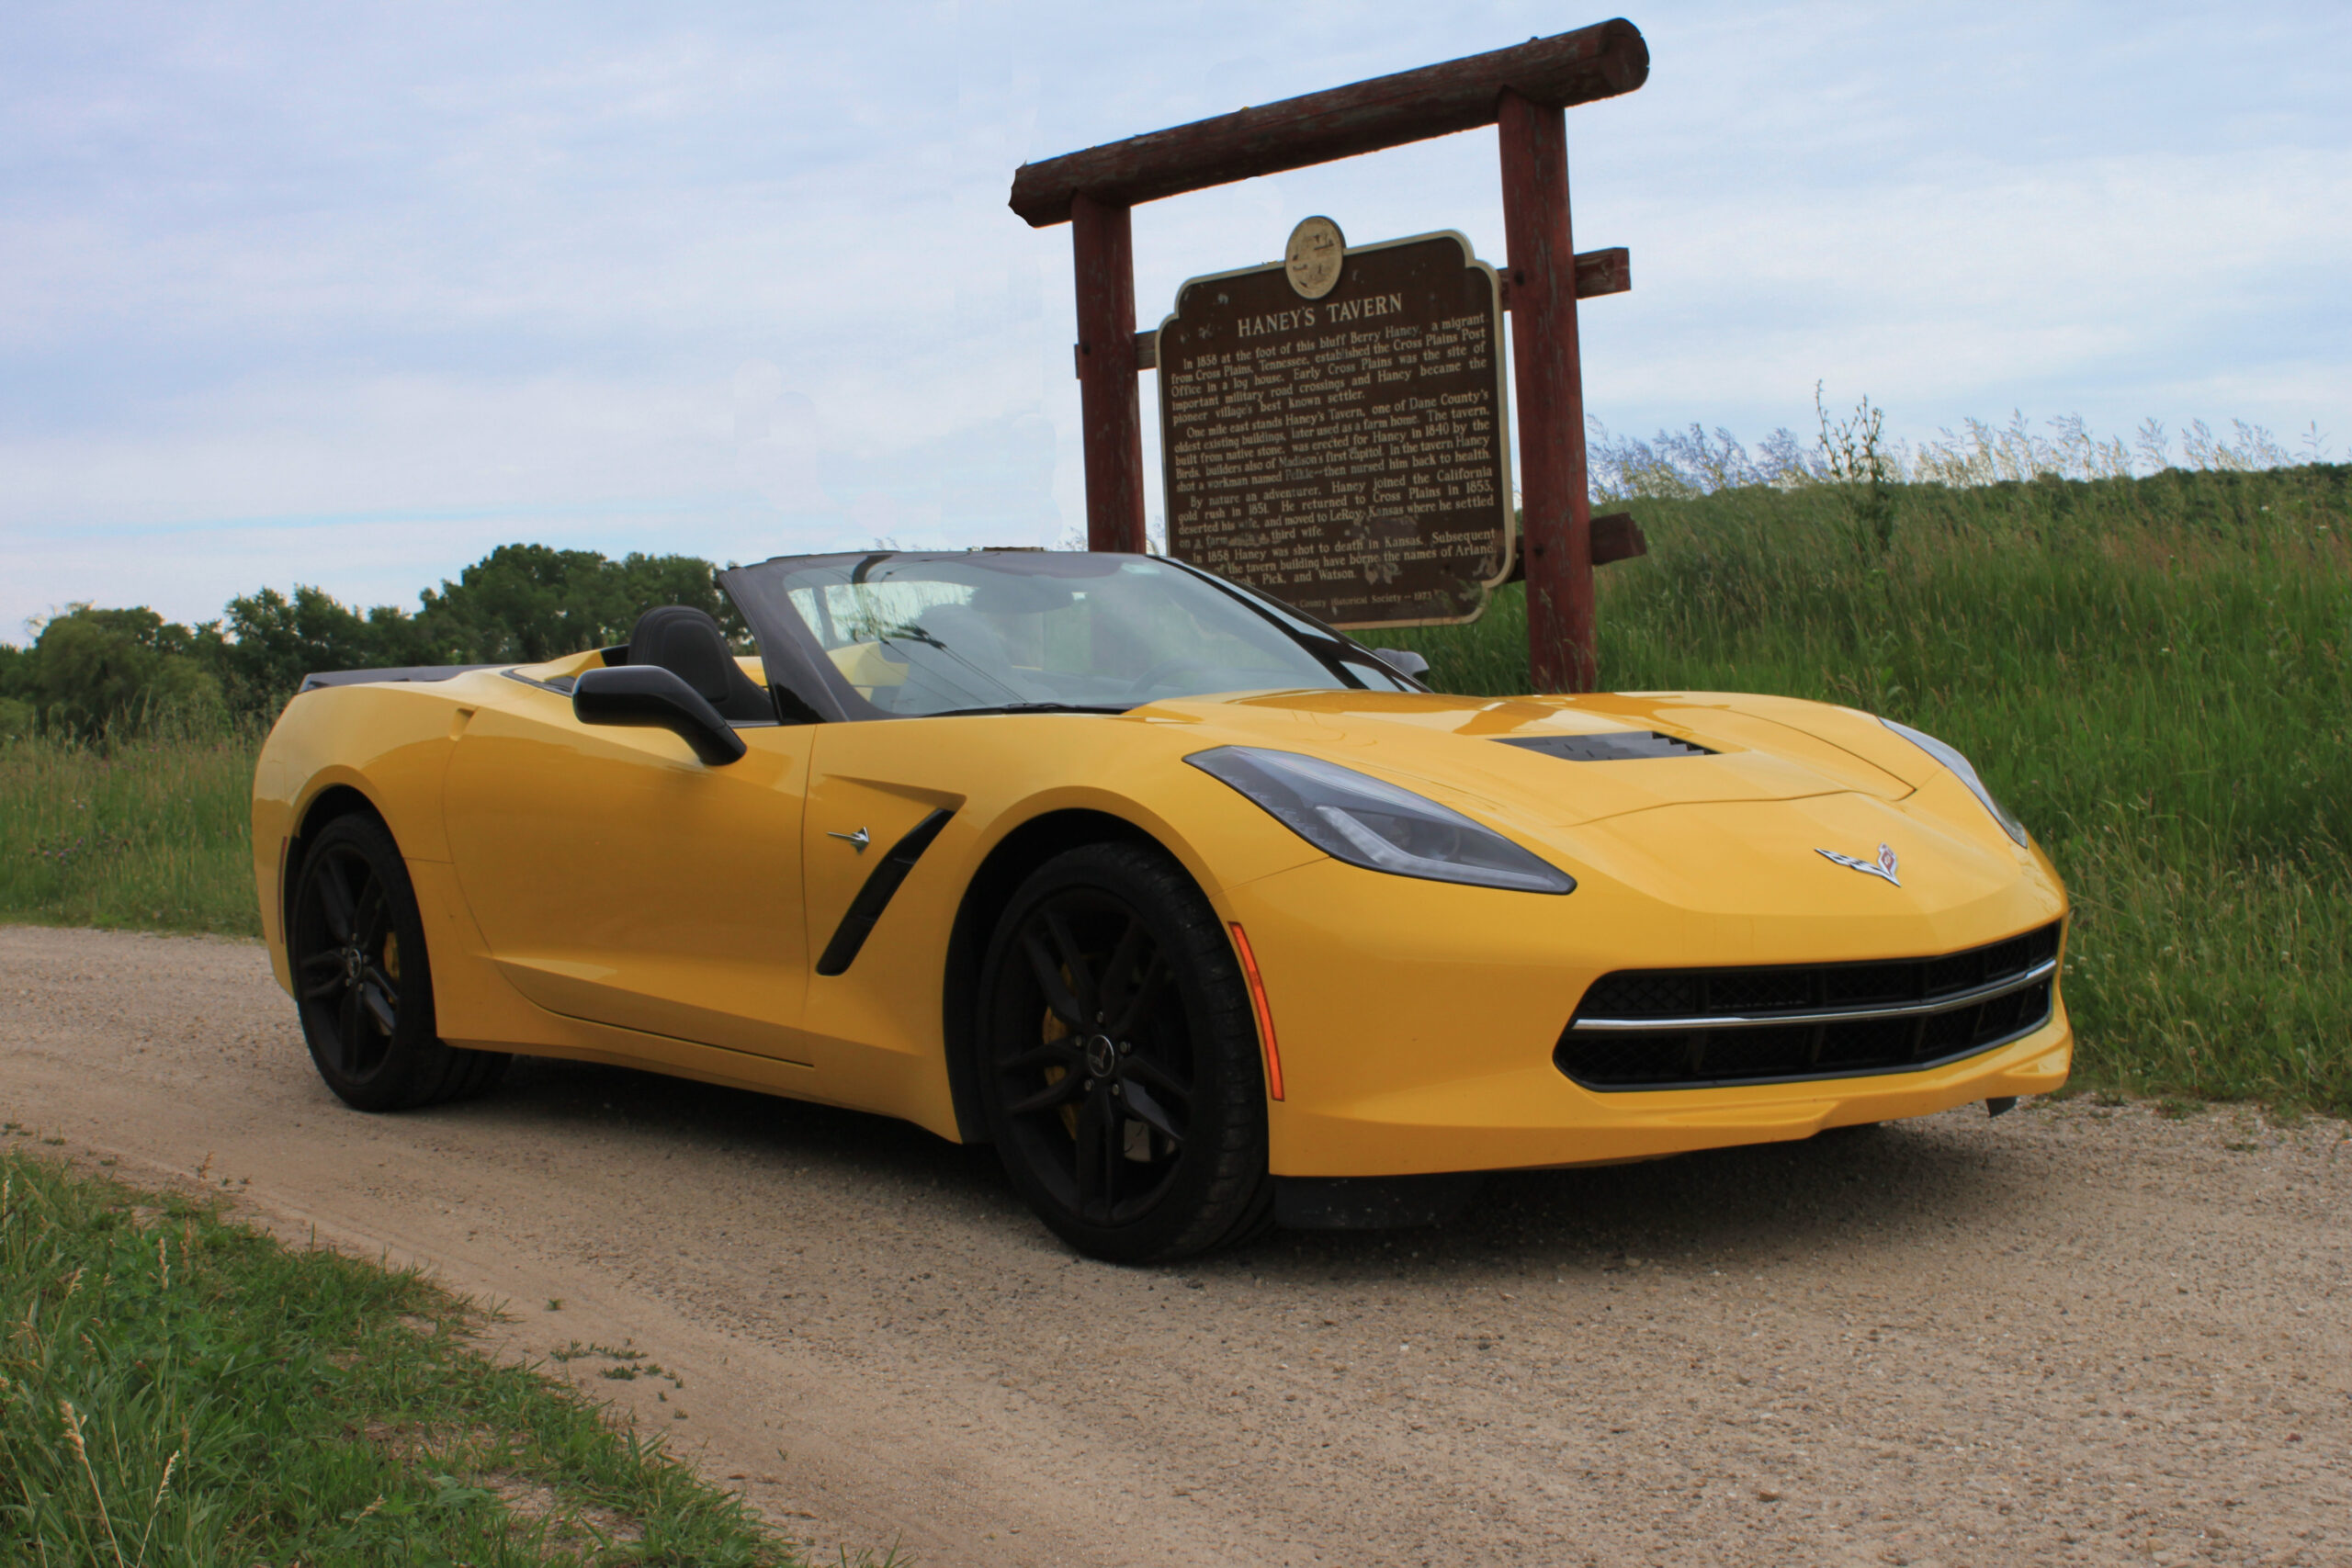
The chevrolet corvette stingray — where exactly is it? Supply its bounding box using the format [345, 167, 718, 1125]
[253, 549, 2070, 1260]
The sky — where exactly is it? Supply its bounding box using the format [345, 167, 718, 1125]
[3, 0, 2346, 636]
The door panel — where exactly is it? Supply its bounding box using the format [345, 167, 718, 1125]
[443, 689, 814, 1062]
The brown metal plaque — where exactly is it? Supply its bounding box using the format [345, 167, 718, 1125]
[1159, 231, 1512, 628]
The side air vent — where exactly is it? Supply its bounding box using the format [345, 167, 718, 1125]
[1500, 731, 1716, 761]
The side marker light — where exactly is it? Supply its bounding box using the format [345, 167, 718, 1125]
[1229, 922, 1284, 1101]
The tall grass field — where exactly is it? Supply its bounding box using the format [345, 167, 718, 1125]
[0, 718, 261, 936]
[1385, 461, 2352, 1112]
[3, 462, 2346, 1110]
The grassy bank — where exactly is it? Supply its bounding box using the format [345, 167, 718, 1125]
[0, 1141, 802, 1564]
[1384, 462, 2352, 1111]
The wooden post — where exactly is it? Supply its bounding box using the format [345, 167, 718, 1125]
[1497, 89, 1597, 693]
[1070, 194, 1148, 552]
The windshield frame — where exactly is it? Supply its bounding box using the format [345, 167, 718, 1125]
[717, 549, 1427, 723]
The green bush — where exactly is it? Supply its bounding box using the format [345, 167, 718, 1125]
[9, 607, 225, 742]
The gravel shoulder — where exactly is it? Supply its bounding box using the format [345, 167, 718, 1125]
[2, 924, 2346, 1567]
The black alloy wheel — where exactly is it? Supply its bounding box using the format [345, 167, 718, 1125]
[288, 813, 508, 1111]
[977, 841, 1272, 1262]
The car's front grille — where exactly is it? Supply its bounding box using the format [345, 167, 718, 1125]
[1556, 922, 2062, 1090]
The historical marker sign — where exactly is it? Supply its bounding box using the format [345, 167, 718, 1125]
[1159, 228, 1513, 628]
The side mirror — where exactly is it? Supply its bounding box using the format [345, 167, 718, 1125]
[572, 666, 747, 765]
[1372, 647, 1430, 681]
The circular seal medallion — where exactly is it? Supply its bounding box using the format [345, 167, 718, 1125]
[1283, 215, 1345, 299]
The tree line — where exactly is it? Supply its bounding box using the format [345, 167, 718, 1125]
[0, 543, 745, 740]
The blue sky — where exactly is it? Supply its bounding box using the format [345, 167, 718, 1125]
[3, 1, 2346, 634]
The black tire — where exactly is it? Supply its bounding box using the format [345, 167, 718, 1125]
[975, 841, 1272, 1263]
[287, 813, 511, 1111]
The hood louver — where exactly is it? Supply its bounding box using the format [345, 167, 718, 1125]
[1498, 731, 1715, 761]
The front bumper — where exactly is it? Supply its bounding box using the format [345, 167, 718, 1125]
[1221, 852, 2072, 1179]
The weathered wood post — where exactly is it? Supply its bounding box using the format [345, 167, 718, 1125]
[1069, 195, 1148, 554]
[1496, 91, 1597, 692]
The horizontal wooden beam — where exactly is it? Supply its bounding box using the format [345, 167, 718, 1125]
[1503, 511, 1645, 580]
[1010, 19, 1648, 228]
[1589, 510, 1647, 565]
[1500, 245, 1630, 309]
[1572, 244, 1630, 300]
[1070, 330, 1160, 379]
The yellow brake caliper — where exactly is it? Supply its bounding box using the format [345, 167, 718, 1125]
[1041, 1006, 1078, 1139]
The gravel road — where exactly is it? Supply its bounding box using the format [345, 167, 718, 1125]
[2, 924, 2345, 1566]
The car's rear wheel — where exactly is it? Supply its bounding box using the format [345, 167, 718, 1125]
[288, 813, 510, 1111]
[976, 841, 1271, 1263]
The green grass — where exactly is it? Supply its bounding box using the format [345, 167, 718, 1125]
[0, 1141, 808, 1565]
[1381, 462, 2352, 1112]
[0, 718, 262, 937]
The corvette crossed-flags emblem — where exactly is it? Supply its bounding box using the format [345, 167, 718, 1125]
[1816, 842, 1901, 886]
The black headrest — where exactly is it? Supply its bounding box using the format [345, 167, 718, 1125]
[628, 606, 741, 705]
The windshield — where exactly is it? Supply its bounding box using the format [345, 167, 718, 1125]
[722, 551, 1412, 717]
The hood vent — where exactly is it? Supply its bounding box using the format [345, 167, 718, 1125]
[1499, 731, 1715, 761]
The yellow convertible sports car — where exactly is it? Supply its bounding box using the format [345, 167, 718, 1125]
[253, 549, 2070, 1261]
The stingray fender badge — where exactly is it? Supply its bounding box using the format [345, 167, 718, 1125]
[1817, 842, 1901, 886]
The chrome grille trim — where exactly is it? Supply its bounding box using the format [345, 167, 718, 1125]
[1570, 957, 2057, 1032]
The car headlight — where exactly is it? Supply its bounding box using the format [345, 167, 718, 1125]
[1881, 718, 2029, 846]
[1186, 746, 1577, 895]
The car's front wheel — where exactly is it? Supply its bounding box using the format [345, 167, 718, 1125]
[288, 813, 510, 1111]
[976, 841, 1272, 1263]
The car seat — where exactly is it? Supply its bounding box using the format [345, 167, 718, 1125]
[625, 606, 776, 723]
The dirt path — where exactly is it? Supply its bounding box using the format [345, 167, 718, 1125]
[2, 925, 2346, 1566]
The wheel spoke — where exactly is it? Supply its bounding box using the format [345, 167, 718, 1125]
[1121, 1077, 1184, 1147]
[360, 969, 399, 1034]
[1019, 929, 1090, 1032]
[1005, 1072, 1086, 1118]
[315, 855, 358, 943]
[1123, 1053, 1192, 1108]
[1108, 950, 1172, 1038]
[1098, 1099, 1125, 1212]
[334, 986, 365, 1072]
[298, 951, 345, 1000]
[355, 885, 389, 954]
[1095, 917, 1148, 1025]
[1041, 908, 1100, 1020]
[1072, 1089, 1112, 1217]
[1001, 1040, 1084, 1076]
